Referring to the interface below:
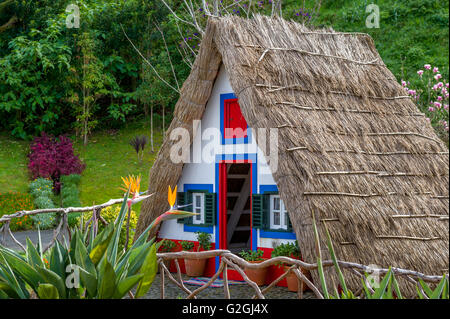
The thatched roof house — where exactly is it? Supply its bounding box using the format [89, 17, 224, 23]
[136, 15, 449, 292]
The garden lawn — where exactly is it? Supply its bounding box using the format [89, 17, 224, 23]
[0, 119, 164, 216]
[72, 120, 164, 215]
[0, 133, 29, 193]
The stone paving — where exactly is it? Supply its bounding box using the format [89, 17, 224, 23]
[1, 229, 69, 250]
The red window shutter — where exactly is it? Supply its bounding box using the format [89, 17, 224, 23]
[224, 99, 248, 139]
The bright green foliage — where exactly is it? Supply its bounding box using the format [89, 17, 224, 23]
[239, 249, 264, 262]
[60, 174, 82, 227]
[179, 240, 194, 252]
[315, 0, 449, 83]
[361, 268, 404, 299]
[416, 275, 449, 299]
[28, 178, 57, 229]
[159, 239, 177, 252]
[195, 231, 212, 251]
[0, 191, 162, 299]
[60, 174, 81, 186]
[271, 240, 301, 259]
[0, 16, 72, 139]
[81, 206, 138, 252]
[67, 32, 112, 145]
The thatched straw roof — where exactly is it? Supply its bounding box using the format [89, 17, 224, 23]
[136, 15, 449, 294]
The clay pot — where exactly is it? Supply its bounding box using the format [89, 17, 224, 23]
[284, 266, 310, 292]
[184, 258, 207, 277]
[244, 260, 268, 286]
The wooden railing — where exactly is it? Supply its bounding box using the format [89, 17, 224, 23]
[0, 200, 447, 299]
[156, 250, 446, 299]
[0, 198, 125, 252]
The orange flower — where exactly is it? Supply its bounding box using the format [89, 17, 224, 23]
[119, 175, 141, 198]
[168, 185, 177, 209]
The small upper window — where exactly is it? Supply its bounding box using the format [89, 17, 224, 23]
[224, 99, 248, 139]
[192, 192, 205, 225]
[269, 195, 288, 230]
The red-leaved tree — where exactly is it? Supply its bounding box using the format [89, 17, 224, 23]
[28, 133, 85, 192]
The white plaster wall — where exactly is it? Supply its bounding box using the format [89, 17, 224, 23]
[259, 237, 296, 248]
[158, 65, 278, 243]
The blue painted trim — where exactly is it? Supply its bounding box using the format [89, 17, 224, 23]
[252, 228, 258, 250]
[183, 183, 214, 193]
[260, 230, 297, 240]
[184, 225, 214, 234]
[259, 185, 278, 194]
[220, 93, 251, 145]
[182, 183, 214, 233]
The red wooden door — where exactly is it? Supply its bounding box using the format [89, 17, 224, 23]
[224, 99, 248, 139]
[219, 162, 228, 250]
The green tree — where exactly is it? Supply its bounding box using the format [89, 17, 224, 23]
[68, 32, 110, 145]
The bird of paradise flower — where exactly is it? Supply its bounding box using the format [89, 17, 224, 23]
[150, 185, 199, 229]
[119, 176, 198, 249]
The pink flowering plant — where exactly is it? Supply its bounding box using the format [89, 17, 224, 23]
[402, 64, 449, 144]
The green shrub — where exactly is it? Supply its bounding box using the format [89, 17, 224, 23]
[61, 185, 79, 200]
[81, 206, 138, 251]
[239, 249, 264, 262]
[180, 240, 194, 251]
[29, 178, 53, 198]
[28, 179, 57, 229]
[195, 232, 212, 251]
[60, 174, 81, 186]
[61, 174, 82, 227]
[160, 239, 178, 252]
[271, 240, 301, 260]
[62, 194, 81, 207]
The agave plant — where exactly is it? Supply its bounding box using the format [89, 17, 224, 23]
[0, 189, 197, 299]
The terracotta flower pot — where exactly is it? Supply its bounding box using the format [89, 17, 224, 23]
[244, 260, 268, 286]
[184, 258, 207, 277]
[284, 266, 310, 292]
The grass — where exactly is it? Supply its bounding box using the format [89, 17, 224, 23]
[0, 118, 165, 216]
[0, 133, 30, 193]
[72, 119, 164, 214]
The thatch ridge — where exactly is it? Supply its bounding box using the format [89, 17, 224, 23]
[136, 15, 449, 295]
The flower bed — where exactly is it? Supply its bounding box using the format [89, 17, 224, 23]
[0, 192, 34, 231]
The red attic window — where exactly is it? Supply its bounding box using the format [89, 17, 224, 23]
[224, 99, 248, 139]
